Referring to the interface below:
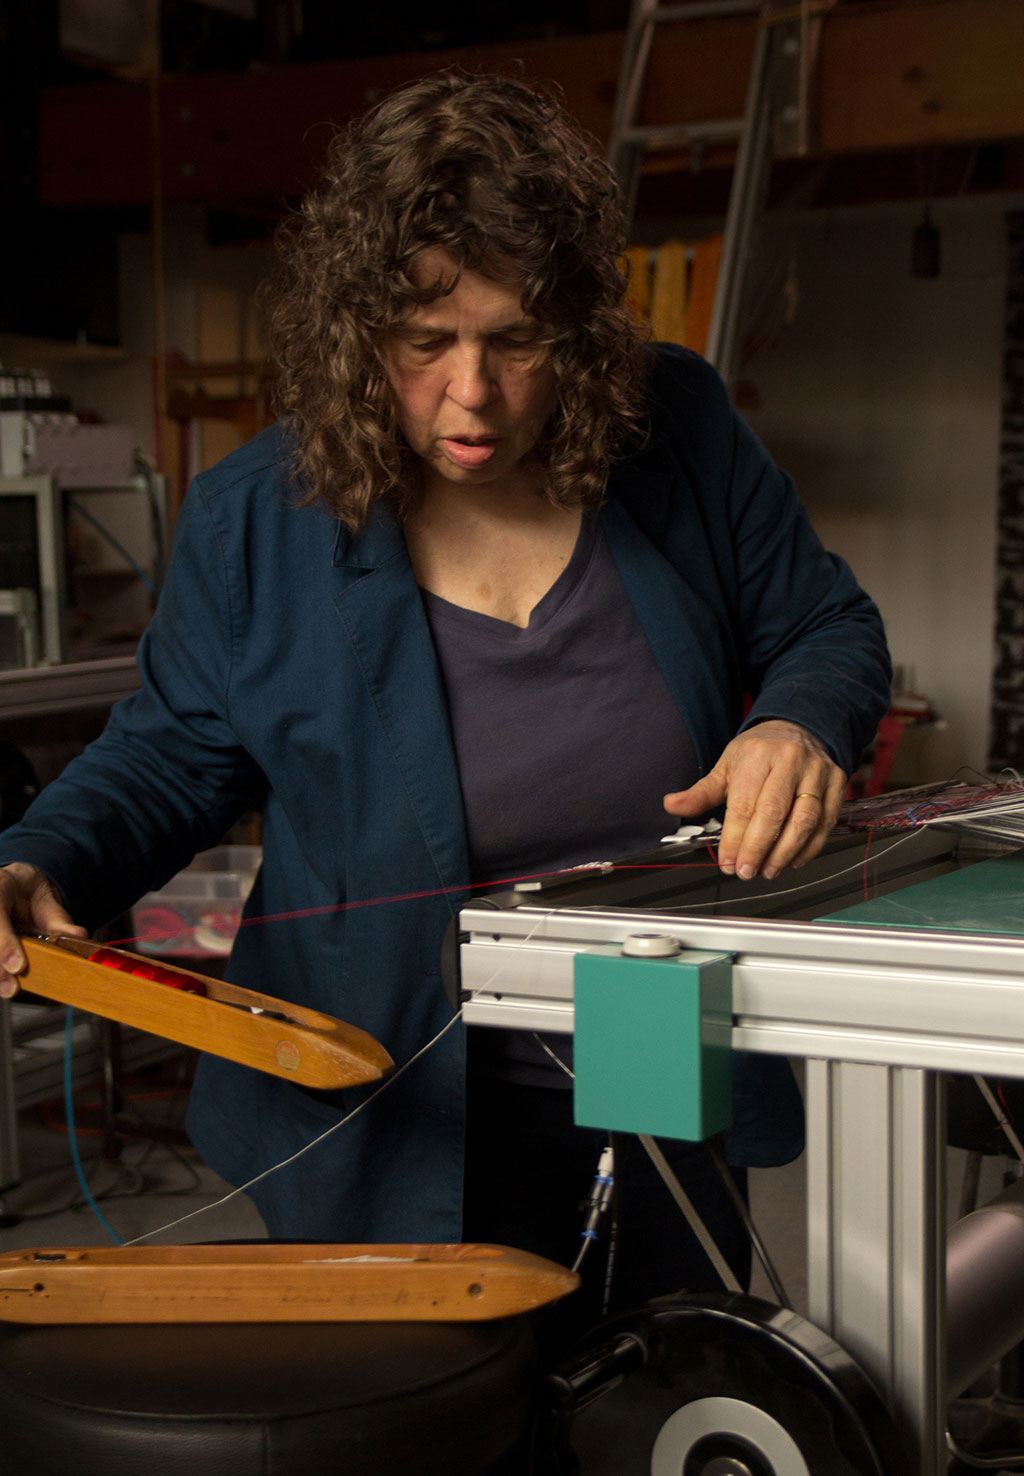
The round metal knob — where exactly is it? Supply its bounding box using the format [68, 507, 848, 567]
[620, 933, 682, 958]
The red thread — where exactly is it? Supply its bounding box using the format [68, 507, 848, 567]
[107, 858, 722, 949]
[862, 828, 875, 902]
[88, 945, 207, 995]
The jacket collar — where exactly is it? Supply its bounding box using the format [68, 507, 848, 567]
[331, 499, 407, 574]
[604, 423, 676, 542]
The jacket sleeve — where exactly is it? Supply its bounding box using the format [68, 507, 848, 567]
[0, 479, 267, 931]
[728, 409, 891, 772]
[649, 345, 892, 774]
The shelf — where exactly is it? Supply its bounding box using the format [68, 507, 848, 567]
[2, 998, 181, 1191]
[0, 333, 129, 366]
[0, 655, 140, 719]
[10, 1003, 174, 1111]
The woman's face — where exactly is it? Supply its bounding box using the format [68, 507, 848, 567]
[383, 248, 558, 500]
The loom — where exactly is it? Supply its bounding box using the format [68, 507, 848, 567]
[453, 816, 1024, 1474]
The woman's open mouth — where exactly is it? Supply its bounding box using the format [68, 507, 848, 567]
[442, 436, 499, 468]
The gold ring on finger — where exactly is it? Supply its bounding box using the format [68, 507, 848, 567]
[795, 792, 822, 802]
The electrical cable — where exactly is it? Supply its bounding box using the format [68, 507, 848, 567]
[11, 1136, 203, 1224]
[945, 1428, 1024, 1470]
[526, 1035, 621, 1284]
[572, 1144, 615, 1274]
[707, 1139, 790, 1308]
[63, 1007, 124, 1245]
[600, 1156, 620, 1319]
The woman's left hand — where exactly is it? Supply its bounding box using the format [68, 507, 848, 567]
[663, 719, 847, 880]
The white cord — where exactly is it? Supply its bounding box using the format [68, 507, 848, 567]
[531, 1031, 575, 1079]
[122, 910, 558, 1246]
[638, 1134, 742, 1293]
[572, 1143, 615, 1274]
[123, 1008, 466, 1245]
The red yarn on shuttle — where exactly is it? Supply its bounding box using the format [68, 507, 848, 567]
[87, 946, 207, 995]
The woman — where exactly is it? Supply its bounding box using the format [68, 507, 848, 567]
[0, 72, 889, 1336]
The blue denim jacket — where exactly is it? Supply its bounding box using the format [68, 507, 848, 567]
[0, 346, 890, 1239]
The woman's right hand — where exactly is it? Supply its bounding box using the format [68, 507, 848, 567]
[0, 864, 88, 998]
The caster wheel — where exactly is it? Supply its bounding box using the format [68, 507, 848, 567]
[563, 1292, 908, 1476]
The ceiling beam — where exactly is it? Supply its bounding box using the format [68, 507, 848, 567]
[817, 0, 1024, 155]
[37, 0, 1024, 210]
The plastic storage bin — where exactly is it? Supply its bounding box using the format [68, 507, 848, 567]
[130, 846, 261, 957]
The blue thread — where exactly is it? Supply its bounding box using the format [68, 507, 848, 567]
[64, 1007, 123, 1245]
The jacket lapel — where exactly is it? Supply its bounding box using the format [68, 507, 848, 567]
[330, 508, 469, 908]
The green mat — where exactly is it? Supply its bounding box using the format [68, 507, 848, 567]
[817, 849, 1024, 936]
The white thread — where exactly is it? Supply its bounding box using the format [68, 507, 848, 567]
[123, 1009, 466, 1245]
[123, 910, 557, 1245]
[531, 1032, 575, 1080]
[920, 795, 1024, 832]
[652, 828, 919, 913]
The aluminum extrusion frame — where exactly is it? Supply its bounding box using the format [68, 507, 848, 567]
[459, 906, 1024, 1473]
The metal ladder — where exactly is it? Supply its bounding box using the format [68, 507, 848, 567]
[608, 0, 777, 387]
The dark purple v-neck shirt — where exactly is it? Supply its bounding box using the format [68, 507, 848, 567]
[422, 516, 698, 885]
[422, 516, 700, 1086]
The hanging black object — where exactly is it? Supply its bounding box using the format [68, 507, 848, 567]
[912, 207, 942, 278]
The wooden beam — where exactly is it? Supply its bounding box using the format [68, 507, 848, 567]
[817, 0, 1024, 155]
[39, 32, 626, 208]
[37, 1, 1024, 210]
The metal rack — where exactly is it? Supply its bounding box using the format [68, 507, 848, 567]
[0, 999, 176, 1193]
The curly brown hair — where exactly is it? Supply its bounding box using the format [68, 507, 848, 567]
[263, 69, 648, 530]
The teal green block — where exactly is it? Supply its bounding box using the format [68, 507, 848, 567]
[573, 948, 733, 1141]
